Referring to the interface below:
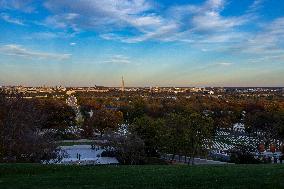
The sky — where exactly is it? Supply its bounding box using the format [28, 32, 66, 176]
[0, 0, 284, 87]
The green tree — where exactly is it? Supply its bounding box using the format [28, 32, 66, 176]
[165, 113, 214, 164]
[130, 116, 165, 157]
[126, 97, 146, 123]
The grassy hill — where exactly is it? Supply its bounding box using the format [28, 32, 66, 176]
[0, 164, 283, 189]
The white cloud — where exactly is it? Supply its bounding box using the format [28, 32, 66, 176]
[225, 17, 284, 58]
[247, 0, 264, 13]
[103, 55, 131, 64]
[101, 22, 179, 43]
[70, 42, 76, 46]
[1, 13, 25, 25]
[248, 54, 284, 64]
[191, 11, 247, 33]
[28, 32, 58, 39]
[0, 0, 35, 13]
[38, 0, 265, 45]
[216, 62, 233, 66]
[0, 44, 71, 60]
[206, 15, 284, 65]
[23, 31, 77, 41]
[44, 0, 157, 32]
[100, 0, 255, 43]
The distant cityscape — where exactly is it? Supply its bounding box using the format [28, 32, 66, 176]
[1, 84, 284, 99]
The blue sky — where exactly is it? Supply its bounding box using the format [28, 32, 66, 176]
[0, 0, 284, 87]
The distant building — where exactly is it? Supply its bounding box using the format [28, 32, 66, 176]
[66, 90, 76, 95]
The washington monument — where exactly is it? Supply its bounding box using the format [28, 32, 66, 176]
[121, 76, 125, 92]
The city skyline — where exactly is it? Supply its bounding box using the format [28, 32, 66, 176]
[1, 0, 284, 87]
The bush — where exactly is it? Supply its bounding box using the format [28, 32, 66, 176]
[229, 145, 262, 164]
[101, 151, 116, 157]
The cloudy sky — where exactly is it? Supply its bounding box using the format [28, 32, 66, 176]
[0, 0, 284, 87]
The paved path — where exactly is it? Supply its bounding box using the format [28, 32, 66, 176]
[163, 154, 233, 165]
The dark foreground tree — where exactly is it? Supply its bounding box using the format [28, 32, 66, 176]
[96, 131, 145, 165]
[38, 100, 76, 130]
[229, 144, 261, 164]
[0, 92, 61, 163]
[245, 104, 284, 148]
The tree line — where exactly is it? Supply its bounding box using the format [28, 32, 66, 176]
[1, 91, 284, 164]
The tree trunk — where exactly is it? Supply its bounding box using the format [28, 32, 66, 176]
[191, 155, 195, 165]
[171, 154, 175, 161]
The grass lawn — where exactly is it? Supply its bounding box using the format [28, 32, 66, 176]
[0, 164, 283, 189]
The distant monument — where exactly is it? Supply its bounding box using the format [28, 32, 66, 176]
[121, 76, 125, 92]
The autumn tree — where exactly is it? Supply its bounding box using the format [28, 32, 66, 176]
[36, 99, 76, 139]
[83, 106, 123, 137]
[0, 92, 61, 163]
